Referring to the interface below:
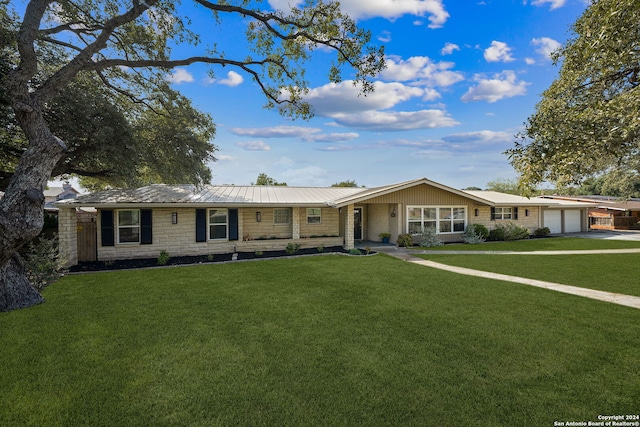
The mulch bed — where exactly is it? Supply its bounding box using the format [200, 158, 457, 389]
[69, 246, 370, 272]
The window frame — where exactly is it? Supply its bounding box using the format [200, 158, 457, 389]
[494, 207, 512, 220]
[407, 206, 466, 235]
[274, 208, 291, 225]
[117, 209, 141, 244]
[306, 208, 322, 224]
[208, 208, 229, 241]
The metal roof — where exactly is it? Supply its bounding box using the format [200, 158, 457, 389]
[464, 191, 599, 207]
[57, 184, 364, 208]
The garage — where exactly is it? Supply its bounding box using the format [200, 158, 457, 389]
[563, 209, 582, 233]
[544, 210, 562, 234]
[544, 209, 582, 234]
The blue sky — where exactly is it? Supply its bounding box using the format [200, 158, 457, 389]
[68, 0, 589, 189]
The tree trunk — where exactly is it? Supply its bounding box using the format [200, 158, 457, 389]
[0, 253, 44, 312]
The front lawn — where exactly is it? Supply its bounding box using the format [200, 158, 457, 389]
[1, 255, 639, 426]
[425, 236, 640, 251]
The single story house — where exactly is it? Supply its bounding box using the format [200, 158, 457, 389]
[540, 195, 640, 230]
[55, 178, 597, 266]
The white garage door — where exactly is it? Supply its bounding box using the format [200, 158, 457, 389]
[544, 210, 562, 234]
[564, 210, 582, 233]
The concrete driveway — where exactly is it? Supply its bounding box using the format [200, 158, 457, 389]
[564, 229, 640, 241]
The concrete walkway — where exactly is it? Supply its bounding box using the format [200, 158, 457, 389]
[369, 245, 640, 310]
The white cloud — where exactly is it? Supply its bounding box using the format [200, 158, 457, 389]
[531, 0, 566, 10]
[525, 57, 536, 65]
[331, 109, 459, 131]
[531, 37, 561, 60]
[166, 68, 194, 84]
[379, 56, 464, 87]
[218, 71, 244, 87]
[216, 154, 234, 161]
[269, 0, 449, 28]
[235, 141, 271, 151]
[378, 31, 392, 43]
[484, 41, 515, 63]
[442, 130, 513, 144]
[302, 132, 360, 143]
[231, 126, 320, 138]
[305, 80, 424, 116]
[281, 166, 329, 186]
[461, 71, 529, 103]
[441, 42, 460, 55]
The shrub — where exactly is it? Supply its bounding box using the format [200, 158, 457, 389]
[417, 228, 443, 247]
[157, 250, 170, 265]
[534, 227, 551, 237]
[285, 243, 301, 254]
[349, 248, 362, 255]
[255, 250, 264, 256]
[462, 226, 486, 244]
[23, 235, 66, 291]
[396, 233, 413, 247]
[470, 224, 489, 240]
[488, 222, 530, 241]
[316, 245, 325, 253]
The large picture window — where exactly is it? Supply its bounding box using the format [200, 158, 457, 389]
[118, 210, 140, 243]
[407, 206, 466, 234]
[209, 209, 228, 240]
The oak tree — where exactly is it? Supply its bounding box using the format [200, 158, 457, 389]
[0, 0, 384, 311]
[507, 0, 640, 195]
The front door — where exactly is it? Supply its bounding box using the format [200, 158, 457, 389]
[354, 208, 363, 240]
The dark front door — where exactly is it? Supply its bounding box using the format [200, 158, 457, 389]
[354, 208, 363, 240]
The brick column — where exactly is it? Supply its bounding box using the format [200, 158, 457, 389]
[58, 207, 78, 267]
[344, 204, 354, 250]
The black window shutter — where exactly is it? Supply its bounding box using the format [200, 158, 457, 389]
[196, 209, 207, 242]
[513, 207, 519, 220]
[101, 210, 115, 246]
[141, 209, 153, 244]
[490, 207, 496, 221]
[229, 209, 239, 241]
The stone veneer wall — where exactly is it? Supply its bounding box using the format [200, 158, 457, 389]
[95, 207, 342, 262]
[58, 208, 78, 267]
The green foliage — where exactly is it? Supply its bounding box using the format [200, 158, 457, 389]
[331, 180, 359, 187]
[417, 228, 443, 247]
[488, 222, 530, 241]
[462, 226, 486, 244]
[348, 248, 362, 255]
[470, 224, 489, 240]
[23, 235, 66, 291]
[507, 0, 640, 195]
[396, 234, 413, 248]
[157, 250, 170, 266]
[255, 250, 264, 256]
[484, 178, 521, 195]
[316, 245, 325, 253]
[285, 243, 300, 254]
[534, 227, 551, 237]
[254, 173, 287, 186]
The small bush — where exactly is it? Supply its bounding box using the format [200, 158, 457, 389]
[285, 243, 301, 254]
[417, 228, 443, 247]
[317, 245, 325, 253]
[255, 250, 264, 256]
[488, 222, 530, 241]
[462, 226, 486, 244]
[24, 235, 66, 291]
[396, 234, 413, 247]
[534, 227, 551, 237]
[470, 224, 489, 240]
[349, 248, 362, 255]
[157, 250, 170, 265]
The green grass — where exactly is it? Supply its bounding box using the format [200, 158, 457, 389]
[1, 255, 639, 426]
[419, 253, 640, 297]
[419, 237, 640, 251]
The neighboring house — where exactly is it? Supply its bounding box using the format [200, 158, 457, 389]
[540, 195, 640, 230]
[55, 178, 597, 266]
[44, 184, 82, 213]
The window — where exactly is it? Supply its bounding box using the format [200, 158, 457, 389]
[274, 208, 291, 225]
[407, 206, 466, 234]
[118, 210, 140, 243]
[491, 207, 518, 220]
[209, 209, 228, 240]
[307, 208, 322, 224]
